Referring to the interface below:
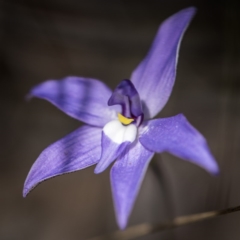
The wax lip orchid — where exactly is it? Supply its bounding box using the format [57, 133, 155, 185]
[23, 7, 219, 229]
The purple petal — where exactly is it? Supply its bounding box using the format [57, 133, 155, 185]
[110, 141, 154, 229]
[94, 132, 130, 174]
[23, 125, 102, 197]
[29, 77, 120, 127]
[131, 7, 196, 118]
[108, 79, 143, 118]
[139, 114, 219, 174]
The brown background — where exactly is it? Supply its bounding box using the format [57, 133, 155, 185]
[1, 0, 240, 239]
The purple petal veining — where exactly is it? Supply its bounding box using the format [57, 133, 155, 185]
[131, 7, 196, 118]
[94, 132, 130, 174]
[139, 114, 219, 174]
[23, 125, 102, 197]
[111, 141, 154, 229]
[30, 77, 119, 127]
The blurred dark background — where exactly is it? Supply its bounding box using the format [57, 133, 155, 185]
[0, 0, 240, 239]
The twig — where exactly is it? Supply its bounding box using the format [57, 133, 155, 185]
[87, 205, 240, 240]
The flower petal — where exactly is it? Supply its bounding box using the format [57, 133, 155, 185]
[94, 133, 129, 174]
[29, 77, 120, 127]
[108, 79, 143, 118]
[95, 120, 137, 173]
[131, 7, 196, 118]
[139, 114, 219, 174]
[23, 125, 102, 197]
[110, 140, 154, 229]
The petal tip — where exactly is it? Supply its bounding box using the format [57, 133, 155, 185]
[185, 6, 197, 13]
[208, 161, 220, 176]
[94, 165, 103, 174]
[117, 216, 128, 230]
[23, 187, 30, 198]
[23, 177, 36, 197]
[173, 7, 197, 27]
[179, 6, 197, 17]
[196, 151, 219, 176]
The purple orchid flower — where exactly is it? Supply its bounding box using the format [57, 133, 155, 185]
[23, 7, 219, 229]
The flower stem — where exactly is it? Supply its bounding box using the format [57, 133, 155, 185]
[88, 205, 240, 240]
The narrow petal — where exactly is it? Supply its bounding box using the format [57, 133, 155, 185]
[131, 7, 196, 118]
[139, 114, 219, 174]
[95, 120, 137, 173]
[94, 132, 129, 174]
[29, 77, 120, 127]
[110, 141, 154, 229]
[23, 125, 102, 197]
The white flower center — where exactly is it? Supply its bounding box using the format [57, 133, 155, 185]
[103, 120, 137, 144]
